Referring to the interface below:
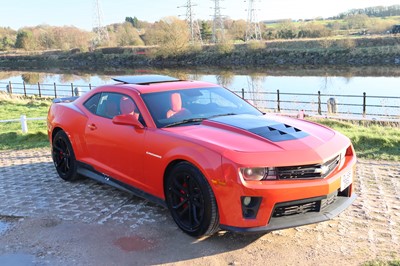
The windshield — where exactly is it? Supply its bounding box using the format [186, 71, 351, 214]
[141, 86, 262, 128]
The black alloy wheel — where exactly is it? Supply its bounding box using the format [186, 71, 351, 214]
[52, 130, 79, 181]
[165, 162, 219, 237]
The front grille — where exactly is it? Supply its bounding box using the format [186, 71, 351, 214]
[276, 155, 340, 180]
[273, 201, 320, 217]
[272, 190, 339, 218]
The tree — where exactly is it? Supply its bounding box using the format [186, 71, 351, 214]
[200, 21, 212, 43]
[15, 30, 36, 50]
[277, 20, 297, 39]
[37, 28, 55, 49]
[125, 16, 139, 28]
[228, 19, 247, 42]
[344, 14, 371, 29]
[297, 22, 332, 38]
[1, 36, 13, 50]
[111, 22, 144, 46]
[0, 27, 16, 50]
[144, 17, 190, 57]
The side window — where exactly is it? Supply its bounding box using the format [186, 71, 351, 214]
[86, 92, 145, 125]
[96, 93, 122, 119]
[83, 93, 101, 114]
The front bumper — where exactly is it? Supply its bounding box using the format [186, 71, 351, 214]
[213, 152, 357, 232]
[220, 193, 357, 233]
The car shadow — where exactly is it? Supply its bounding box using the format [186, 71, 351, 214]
[0, 159, 269, 264]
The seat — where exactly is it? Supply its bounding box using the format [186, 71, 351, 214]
[120, 96, 139, 120]
[105, 100, 119, 118]
[166, 93, 183, 118]
[120, 97, 136, 114]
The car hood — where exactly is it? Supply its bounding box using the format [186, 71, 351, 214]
[164, 114, 351, 166]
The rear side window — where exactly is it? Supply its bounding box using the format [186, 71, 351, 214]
[83, 93, 101, 114]
[83, 92, 146, 125]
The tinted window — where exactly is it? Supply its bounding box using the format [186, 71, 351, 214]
[83, 93, 101, 114]
[84, 92, 145, 125]
[142, 87, 262, 128]
[96, 93, 123, 119]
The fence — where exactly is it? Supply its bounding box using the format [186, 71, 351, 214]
[1, 81, 93, 98]
[234, 89, 400, 119]
[0, 115, 46, 133]
[1, 81, 399, 120]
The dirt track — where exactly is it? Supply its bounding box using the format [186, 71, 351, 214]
[0, 148, 399, 265]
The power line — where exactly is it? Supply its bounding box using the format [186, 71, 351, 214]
[245, 0, 262, 41]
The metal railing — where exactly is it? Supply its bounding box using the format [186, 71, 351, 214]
[235, 88, 400, 119]
[1, 81, 93, 98]
[1, 81, 399, 119]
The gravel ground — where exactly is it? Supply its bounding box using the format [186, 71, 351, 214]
[0, 148, 399, 265]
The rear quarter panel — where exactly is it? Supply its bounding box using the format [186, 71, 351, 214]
[48, 101, 88, 159]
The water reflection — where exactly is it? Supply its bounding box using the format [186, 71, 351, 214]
[0, 67, 399, 118]
[21, 73, 42, 84]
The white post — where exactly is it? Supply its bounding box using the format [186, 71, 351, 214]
[20, 115, 28, 133]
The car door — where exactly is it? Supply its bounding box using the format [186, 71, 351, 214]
[83, 92, 148, 190]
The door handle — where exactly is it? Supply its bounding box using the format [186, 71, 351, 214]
[88, 123, 97, 130]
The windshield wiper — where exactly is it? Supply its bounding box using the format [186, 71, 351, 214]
[164, 118, 205, 128]
[208, 113, 237, 119]
[163, 113, 237, 128]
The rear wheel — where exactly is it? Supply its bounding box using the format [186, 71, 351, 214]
[52, 130, 79, 181]
[165, 162, 219, 237]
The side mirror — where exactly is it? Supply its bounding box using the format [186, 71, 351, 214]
[112, 114, 144, 129]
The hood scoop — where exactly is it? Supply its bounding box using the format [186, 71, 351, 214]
[208, 115, 309, 142]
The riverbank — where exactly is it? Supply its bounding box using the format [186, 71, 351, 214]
[0, 36, 399, 70]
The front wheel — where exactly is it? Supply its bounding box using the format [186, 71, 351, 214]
[52, 130, 79, 181]
[165, 162, 219, 237]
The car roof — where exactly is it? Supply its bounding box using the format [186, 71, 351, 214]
[111, 75, 220, 94]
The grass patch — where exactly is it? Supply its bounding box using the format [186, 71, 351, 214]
[0, 96, 399, 161]
[310, 119, 400, 161]
[0, 94, 51, 150]
[0, 131, 49, 150]
[362, 259, 400, 266]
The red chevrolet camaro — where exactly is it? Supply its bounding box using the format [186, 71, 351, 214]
[47, 75, 357, 237]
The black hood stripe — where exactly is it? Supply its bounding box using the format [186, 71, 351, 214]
[209, 115, 309, 142]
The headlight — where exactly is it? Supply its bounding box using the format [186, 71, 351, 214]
[338, 146, 353, 170]
[240, 167, 277, 181]
[338, 149, 346, 169]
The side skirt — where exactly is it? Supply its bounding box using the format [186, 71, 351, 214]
[77, 162, 167, 208]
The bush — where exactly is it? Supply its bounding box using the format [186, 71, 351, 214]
[246, 40, 266, 50]
[216, 41, 234, 54]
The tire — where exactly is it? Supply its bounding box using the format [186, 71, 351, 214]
[52, 130, 79, 181]
[165, 162, 219, 237]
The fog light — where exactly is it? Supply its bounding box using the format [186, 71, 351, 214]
[243, 196, 252, 206]
[241, 196, 262, 219]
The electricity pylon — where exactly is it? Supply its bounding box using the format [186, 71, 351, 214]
[245, 0, 262, 41]
[92, 0, 109, 46]
[180, 0, 202, 44]
[211, 0, 225, 43]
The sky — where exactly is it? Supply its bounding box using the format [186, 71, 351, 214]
[1, 0, 399, 31]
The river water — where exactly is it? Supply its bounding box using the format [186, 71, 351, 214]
[0, 67, 399, 118]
